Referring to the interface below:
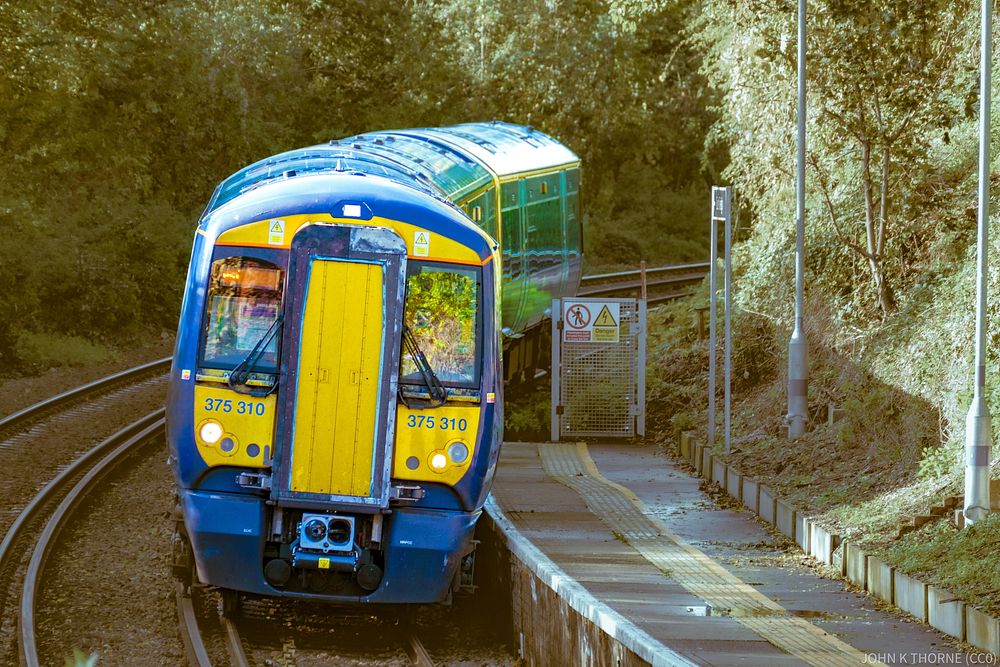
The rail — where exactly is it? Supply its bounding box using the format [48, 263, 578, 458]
[579, 261, 709, 303]
[0, 356, 171, 434]
[407, 632, 436, 667]
[15, 411, 165, 667]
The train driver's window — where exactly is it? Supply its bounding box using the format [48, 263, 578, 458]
[400, 263, 480, 388]
[201, 256, 284, 374]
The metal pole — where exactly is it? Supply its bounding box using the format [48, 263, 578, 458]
[724, 187, 733, 455]
[708, 210, 718, 448]
[787, 0, 808, 439]
[551, 299, 561, 443]
[965, 0, 993, 525]
[640, 260, 648, 301]
[637, 297, 647, 438]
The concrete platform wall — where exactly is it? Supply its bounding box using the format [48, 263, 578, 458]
[480, 496, 694, 667]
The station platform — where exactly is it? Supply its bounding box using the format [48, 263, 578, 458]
[489, 441, 971, 666]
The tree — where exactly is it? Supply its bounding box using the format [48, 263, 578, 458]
[695, 0, 974, 318]
[808, 0, 971, 317]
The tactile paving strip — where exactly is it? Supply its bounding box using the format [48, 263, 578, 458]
[539, 442, 883, 667]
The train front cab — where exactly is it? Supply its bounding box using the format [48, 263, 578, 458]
[172, 197, 502, 604]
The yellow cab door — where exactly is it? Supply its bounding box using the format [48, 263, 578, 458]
[273, 224, 407, 510]
[290, 259, 382, 496]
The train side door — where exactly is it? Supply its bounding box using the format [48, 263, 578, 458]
[559, 170, 570, 291]
[271, 224, 407, 511]
[500, 180, 527, 334]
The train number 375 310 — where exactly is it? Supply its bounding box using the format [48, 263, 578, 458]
[203, 398, 266, 416]
[406, 415, 467, 431]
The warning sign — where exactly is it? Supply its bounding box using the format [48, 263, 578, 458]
[268, 219, 285, 245]
[592, 304, 620, 343]
[414, 231, 430, 257]
[562, 300, 620, 343]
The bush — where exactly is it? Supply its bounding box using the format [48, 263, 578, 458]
[17, 332, 116, 370]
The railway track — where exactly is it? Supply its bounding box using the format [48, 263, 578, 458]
[0, 355, 458, 666]
[580, 260, 709, 305]
[177, 590, 437, 667]
[0, 358, 173, 666]
[5, 410, 165, 667]
[0, 356, 170, 435]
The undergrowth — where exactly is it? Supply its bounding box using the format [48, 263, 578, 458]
[890, 515, 1000, 613]
[17, 332, 116, 370]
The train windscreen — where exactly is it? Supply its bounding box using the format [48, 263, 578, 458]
[400, 262, 481, 389]
[201, 257, 284, 374]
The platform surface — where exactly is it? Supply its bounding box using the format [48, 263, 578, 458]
[490, 441, 973, 666]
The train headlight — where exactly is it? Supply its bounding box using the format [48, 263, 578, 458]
[304, 518, 327, 541]
[447, 441, 469, 464]
[429, 452, 448, 472]
[198, 420, 224, 445]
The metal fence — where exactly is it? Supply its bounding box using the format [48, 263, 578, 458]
[551, 297, 646, 440]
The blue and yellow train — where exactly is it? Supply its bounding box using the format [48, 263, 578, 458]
[167, 122, 581, 605]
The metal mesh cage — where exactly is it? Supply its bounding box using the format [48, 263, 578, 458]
[555, 298, 643, 439]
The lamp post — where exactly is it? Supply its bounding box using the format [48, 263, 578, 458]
[787, 0, 808, 439]
[964, 0, 993, 526]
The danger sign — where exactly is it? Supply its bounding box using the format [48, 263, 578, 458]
[414, 231, 430, 257]
[562, 300, 620, 343]
[592, 304, 620, 343]
[268, 219, 285, 245]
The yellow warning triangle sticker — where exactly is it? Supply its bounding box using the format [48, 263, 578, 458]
[594, 305, 618, 327]
[270, 221, 283, 232]
[415, 232, 428, 244]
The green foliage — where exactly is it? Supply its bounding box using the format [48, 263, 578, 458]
[65, 649, 98, 667]
[504, 382, 550, 440]
[917, 443, 957, 481]
[693, 0, 976, 319]
[0, 0, 715, 370]
[890, 514, 1000, 614]
[18, 332, 116, 369]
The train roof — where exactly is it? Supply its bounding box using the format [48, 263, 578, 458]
[205, 122, 579, 217]
[397, 123, 579, 178]
[202, 171, 495, 260]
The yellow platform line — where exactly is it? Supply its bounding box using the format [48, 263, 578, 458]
[539, 443, 884, 667]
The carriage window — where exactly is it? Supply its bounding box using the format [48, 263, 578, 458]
[202, 257, 284, 373]
[400, 263, 480, 387]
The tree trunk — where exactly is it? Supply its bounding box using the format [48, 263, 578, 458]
[861, 139, 896, 318]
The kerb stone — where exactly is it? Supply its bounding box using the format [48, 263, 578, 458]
[726, 467, 742, 503]
[928, 586, 965, 641]
[741, 477, 760, 513]
[700, 447, 712, 478]
[831, 542, 845, 576]
[866, 556, 894, 603]
[712, 458, 726, 489]
[775, 498, 796, 541]
[966, 606, 1000, 655]
[845, 542, 867, 590]
[795, 514, 810, 552]
[809, 523, 836, 566]
[893, 570, 927, 623]
[679, 432, 693, 459]
[758, 486, 777, 525]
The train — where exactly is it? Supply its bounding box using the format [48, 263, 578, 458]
[167, 121, 582, 607]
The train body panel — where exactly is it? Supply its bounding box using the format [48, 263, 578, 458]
[168, 122, 578, 604]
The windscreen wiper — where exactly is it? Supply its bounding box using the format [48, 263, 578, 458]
[400, 324, 447, 408]
[228, 314, 283, 396]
